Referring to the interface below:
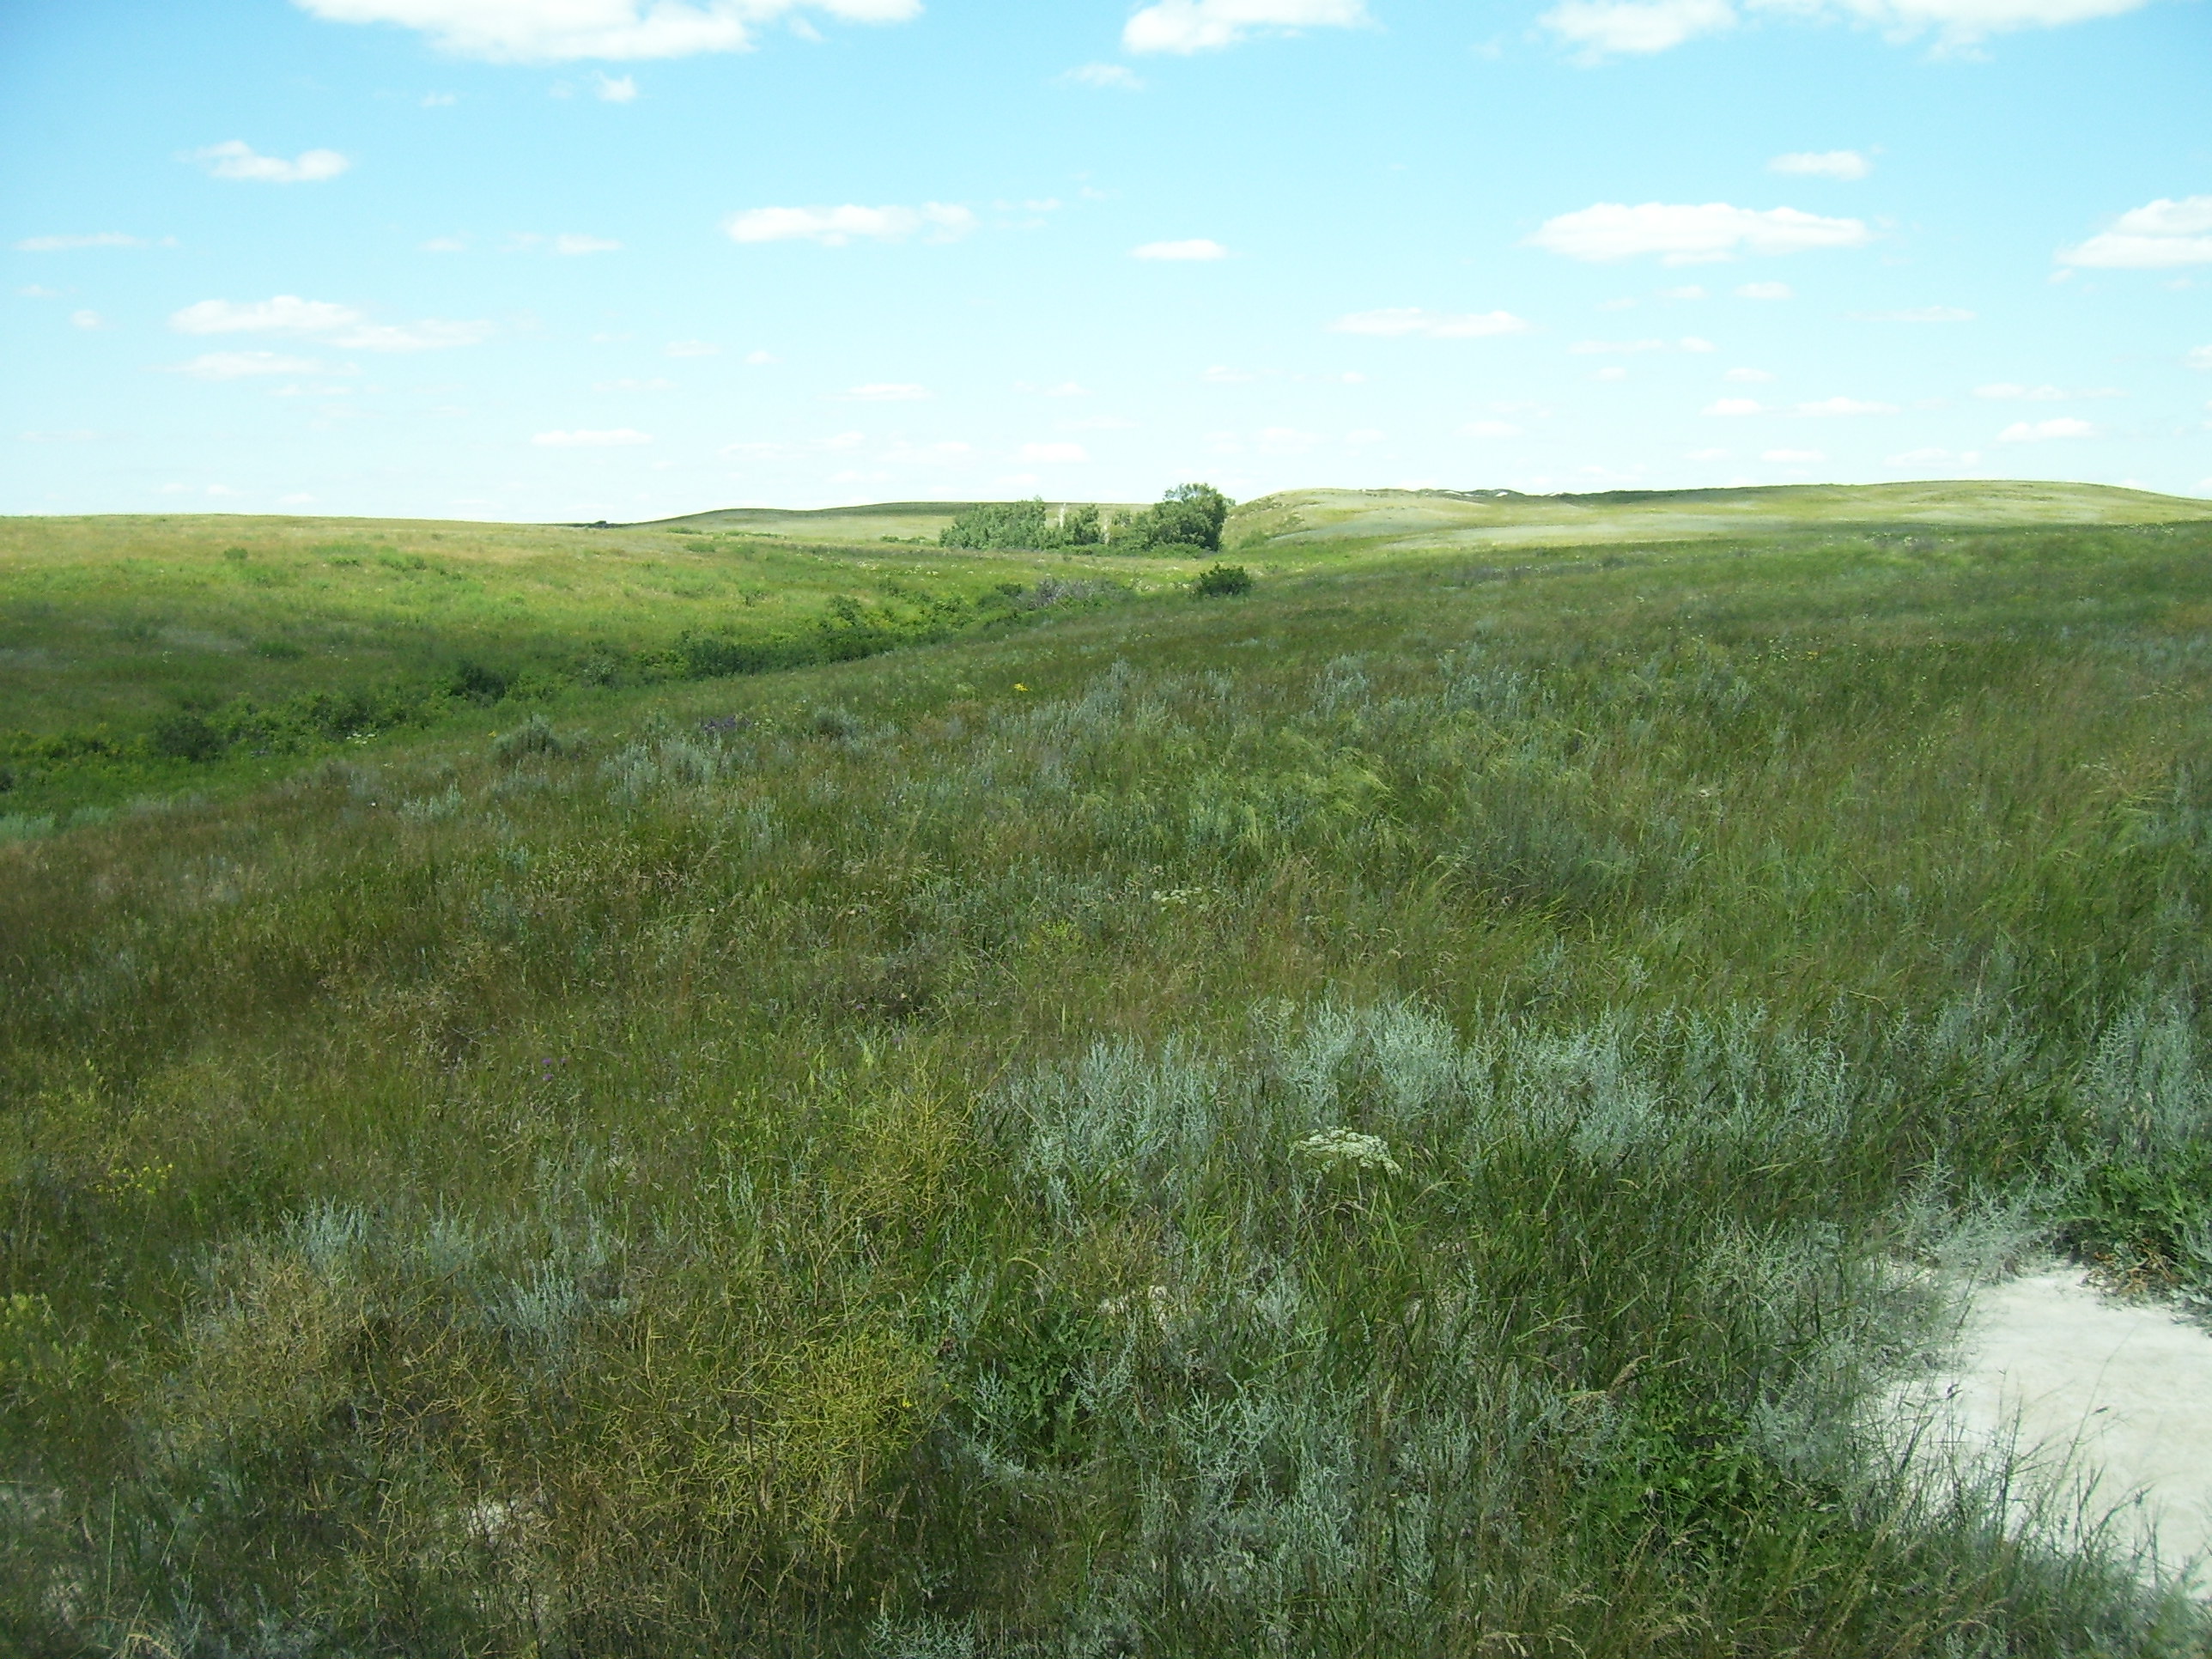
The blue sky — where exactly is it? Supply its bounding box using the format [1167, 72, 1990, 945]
[3, 0, 2207, 520]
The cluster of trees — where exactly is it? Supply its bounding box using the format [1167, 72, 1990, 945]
[939, 483, 1232, 555]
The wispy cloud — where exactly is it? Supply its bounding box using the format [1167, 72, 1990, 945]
[169, 295, 491, 351]
[553, 233, 621, 255]
[1975, 382, 2123, 400]
[1132, 238, 1228, 261]
[1853, 305, 1974, 322]
[726, 202, 975, 245]
[15, 232, 144, 252]
[167, 350, 326, 380]
[1735, 281, 1793, 300]
[1329, 307, 1531, 338]
[2057, 196, 2212, 270]
[188, 140, 349, 184]
[1796, 396, 1899, 416]
[1539, 0, 1732, 57]
[532, 428, 653, 447]
[1997, 416, 2096, 441]
[1059, 62, 1143, 88]
[1540, 0, 2150, 58]
[1705, 398, 1765, 415]
[1529, 202, 1869, 264]
[292, 0, 923, 63]
[1123, 0, 1370, 54]
[595, 72, 639, 101]
[836, 382, 929, 401]
[1769, 149, 1869, 180]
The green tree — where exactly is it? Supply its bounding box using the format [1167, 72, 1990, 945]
[1115, 483, 1232, 553]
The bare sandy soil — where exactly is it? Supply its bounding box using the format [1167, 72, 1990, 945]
[1900, 1265, 2212, 1585]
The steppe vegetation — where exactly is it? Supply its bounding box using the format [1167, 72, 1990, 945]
[6, 487, 2212, 1654]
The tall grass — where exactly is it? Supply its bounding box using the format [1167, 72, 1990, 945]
[4, 520, 2212, 1652]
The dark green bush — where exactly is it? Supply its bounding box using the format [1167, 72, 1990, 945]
[149, 711, 225, 763]
[1193, 562, 1254, 598]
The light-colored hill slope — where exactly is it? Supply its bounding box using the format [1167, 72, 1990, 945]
[1229, 480, 2212, 555]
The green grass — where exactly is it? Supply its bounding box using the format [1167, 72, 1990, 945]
[6, 493, 2212, 1653]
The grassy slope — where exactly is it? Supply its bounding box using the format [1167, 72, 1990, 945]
[5, 498, 2212, 1651]
[1232, 479, 2212, 555]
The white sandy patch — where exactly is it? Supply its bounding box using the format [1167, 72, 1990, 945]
[1899, 1263, 2212, 1583]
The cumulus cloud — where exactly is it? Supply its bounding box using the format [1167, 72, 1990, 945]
[167, 350, 325, 380]
[1528, 203, 1869, 264]
[1539, 0, 1733, 56]
[1998, 416, 2095, 441]
[169, 295, 491, 351]
[1769, 149, 1869, 180]
[189, 141, 349, 183]
[1796, 396, 1899, 415]
[1124, 0, 1370, 54]
[15, 233, 144, 252]
[2057, 196, 2212, 270]
[726, 203, 975, 245]
[1329, 307, 1532, 337]
[1060, 62, 1143, 88]
[1133, 239, 1229, 260]
[1705, 398, 1764, 415]
[532, 428, 653, 446]
[1020, 441, 1088, 462]
[291, 0, 921, 63]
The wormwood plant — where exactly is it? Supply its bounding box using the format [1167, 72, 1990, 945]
[4, 518, 2212, 1653]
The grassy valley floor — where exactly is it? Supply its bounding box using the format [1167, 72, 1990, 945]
[5, 495, 2212, 1653]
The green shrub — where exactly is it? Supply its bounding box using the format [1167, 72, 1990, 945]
[1192, 562, 1254, 598]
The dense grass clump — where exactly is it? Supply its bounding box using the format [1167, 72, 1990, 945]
[4, 515, 2212, 1652]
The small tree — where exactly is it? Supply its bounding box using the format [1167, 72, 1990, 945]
[1192, 563, 1253, 598]
[1122, 483, 1232, 554]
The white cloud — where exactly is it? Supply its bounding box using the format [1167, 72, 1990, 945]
[1679, 335, 1717, 351]
[422, 91, 458, 105]
[839, 382, 929, 401]
[666, 339, 720, 357]
[1769, 149, 1869, 180]
[70, 309, 102, 330]
[1463, 420, 1522, 437]
[2057, 196, 2212, 270]
[2188, 346, 2212, 370]
[595, 72, 639, 100]
[1020, 441, 1088, 463]
[1591, 366, 1630, 381]
[1998, 416, 2095, 441]
[292, 0, 921, 63]
[1063, 413, 1139, 430]
[1060, 62, 1143, 88]
[167, 350, 326, 380]
[1797, 396, 1899, 416]
[1124, 0, 1370, 54]
[725, 202, 975, 245]
[1725, 367, 1774, 382]
[15, 233, 143, 252]
[1975, 382, 2123, 400]
[1705, 398, 1764, 415]
[593, 376, 676, 391]
[1735, 281, 1794, 300]
[169, 295, 490, 351]
[1539, 0, 1733, 56]
[1763, 448, 1823, 462]
[744, 349, 778, 364]
[1571, 337, 1668, 354]
[1855, 305, 1974, 322]
[532, 428, 653, 446]
[553, 233, 622, 254]
[172, 295, 363, 335]
[189, 141, 350, 184]
[1329, 307, 1531, 338]
[1529, 203, 1869, 264]
[1133, 239, 1229, 261]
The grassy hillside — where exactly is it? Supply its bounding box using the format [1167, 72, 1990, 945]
[0, 513, 1206, 823]
[1231, 479, 2212, 555]
[6, 501, 2212, 1652]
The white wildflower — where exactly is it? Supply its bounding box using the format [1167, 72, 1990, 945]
[1293, 1127, 1402, 1176]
